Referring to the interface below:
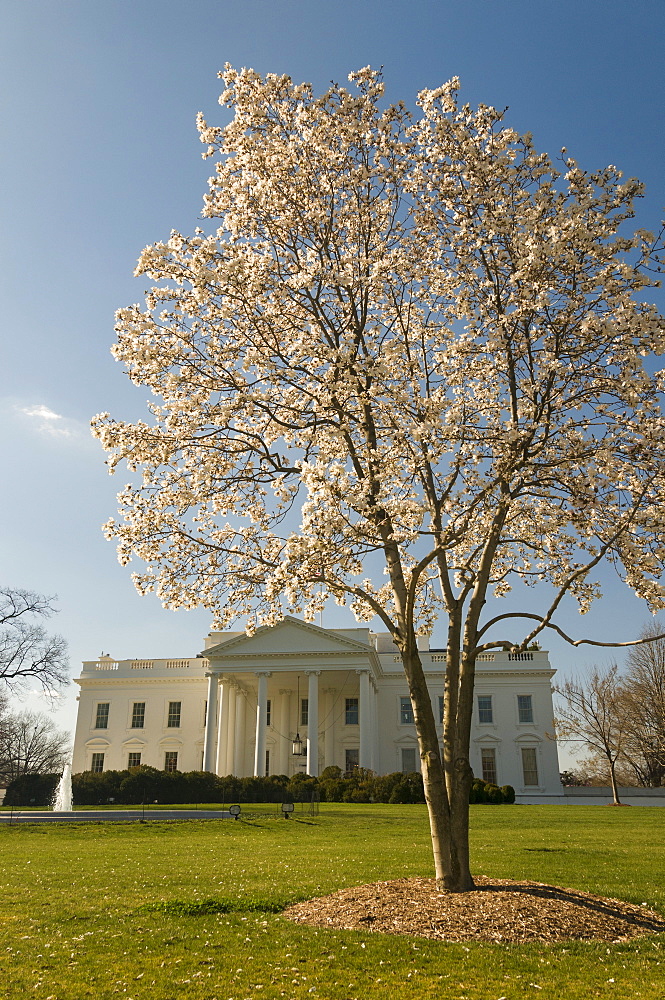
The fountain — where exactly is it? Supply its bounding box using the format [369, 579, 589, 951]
[53, 762, 73, 812]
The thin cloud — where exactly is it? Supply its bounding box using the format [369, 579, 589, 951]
[18, 403, 75, 438]
[22, 404, 62, 420]
[20, 404, 72, 437]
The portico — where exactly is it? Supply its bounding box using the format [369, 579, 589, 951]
[201, 618, 380, 777]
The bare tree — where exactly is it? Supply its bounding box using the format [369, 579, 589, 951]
[569, 754, 639, 788]
[556, 666, 627, 805]
[0, 587, 68, 690]
[620, 625, 665, 786]
[94, 68, 665, 889]
[0, 708, 71, 784]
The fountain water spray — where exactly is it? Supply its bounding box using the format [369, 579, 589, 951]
[53, 762, 72, 812]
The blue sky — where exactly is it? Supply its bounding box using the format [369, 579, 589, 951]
[2, 0, 664, 742]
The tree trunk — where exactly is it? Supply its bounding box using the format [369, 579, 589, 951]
[442, 614, 475, 890]
[447, 643, 476, 890]
[400, 642, 475, 891]
[608, 758, 622, 805]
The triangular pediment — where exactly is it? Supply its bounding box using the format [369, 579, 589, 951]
[204, 616, 372, 660]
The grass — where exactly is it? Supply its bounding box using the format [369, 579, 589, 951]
[0, 804, 663, 999]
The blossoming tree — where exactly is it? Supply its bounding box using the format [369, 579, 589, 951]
[94, 68, 665, 891]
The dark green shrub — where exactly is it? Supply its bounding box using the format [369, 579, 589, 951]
[238, 776, 268, 802]
[369, 772, 403, 802]
[320, 765, 342, 781]
[485, 782, 503, 804]
[117, 765, 166, 804]
[72, 769, 127, 806]
[217, 775, 242, 802]
[388, 780, 413, 804]
[4, 772, 59, 807]
[60, 767, 514, 807]
[178, 769, 224, 803]
[470, 779, 487, 804]
[401, 771, 425, 802]
[341, 785, 368, 803]
[500, 784, 515, 804]
[286, 773, 319, 802]
[318, 777, 345, 801]
[468, 778, 515, 804]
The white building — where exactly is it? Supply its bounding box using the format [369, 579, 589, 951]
[72, 617, 563, 800]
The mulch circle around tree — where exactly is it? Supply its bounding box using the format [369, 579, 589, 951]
[282, 876, 665, 943]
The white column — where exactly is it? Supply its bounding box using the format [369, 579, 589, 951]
[306, 670, 320, 776]
[216, 680, 229, 775]
[202, 672, 219, 772]
[254, 671, 271, 777]
[370, 679, 378, 772]
[234, 691, 246, 777]
[224, 685, 237, 775]
[324, 687, 336, 769]
[279, 689, 291, 775]
[358, 669, 372, 770]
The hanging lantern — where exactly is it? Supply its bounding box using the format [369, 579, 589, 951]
[292, 674, 305, 755]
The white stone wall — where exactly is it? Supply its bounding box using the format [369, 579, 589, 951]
[71, 622, 562, 797]
[72, 659, 207, 774]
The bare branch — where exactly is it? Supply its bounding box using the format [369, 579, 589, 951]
[476, 612, 665, 653]
[0, 587, 69, 691]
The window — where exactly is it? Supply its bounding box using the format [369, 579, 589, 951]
[266, 699, 272, 727]
[131, 702, 145, 728]
[345, 748, 359, 774]
[400, 696, 414, 725]
[90, 753, 104, 773]
[265, 749, 270, 776]
[481, 748, 497, 784]
[167, 701, 181, 728]
[164, 751, 178, 773]
[127, 752, 142, 768]
[517, 695, 534, 724]
[438, 696, 444, 724]
[477, 695, 493, 724]
[401, 747, 417, 773]
[521, 747, 539, 786]
[94, 703, 109, 729]
[345, 697, 359, 725]
[300, 698, 308, 726]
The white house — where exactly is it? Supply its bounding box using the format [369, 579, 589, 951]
[72, 617, 563, 801]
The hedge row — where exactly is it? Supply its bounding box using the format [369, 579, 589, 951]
[4, 765, 515, 807]
[4, 772, 60, 807]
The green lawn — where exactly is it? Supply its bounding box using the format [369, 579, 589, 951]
[0, 805, 663, 999]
